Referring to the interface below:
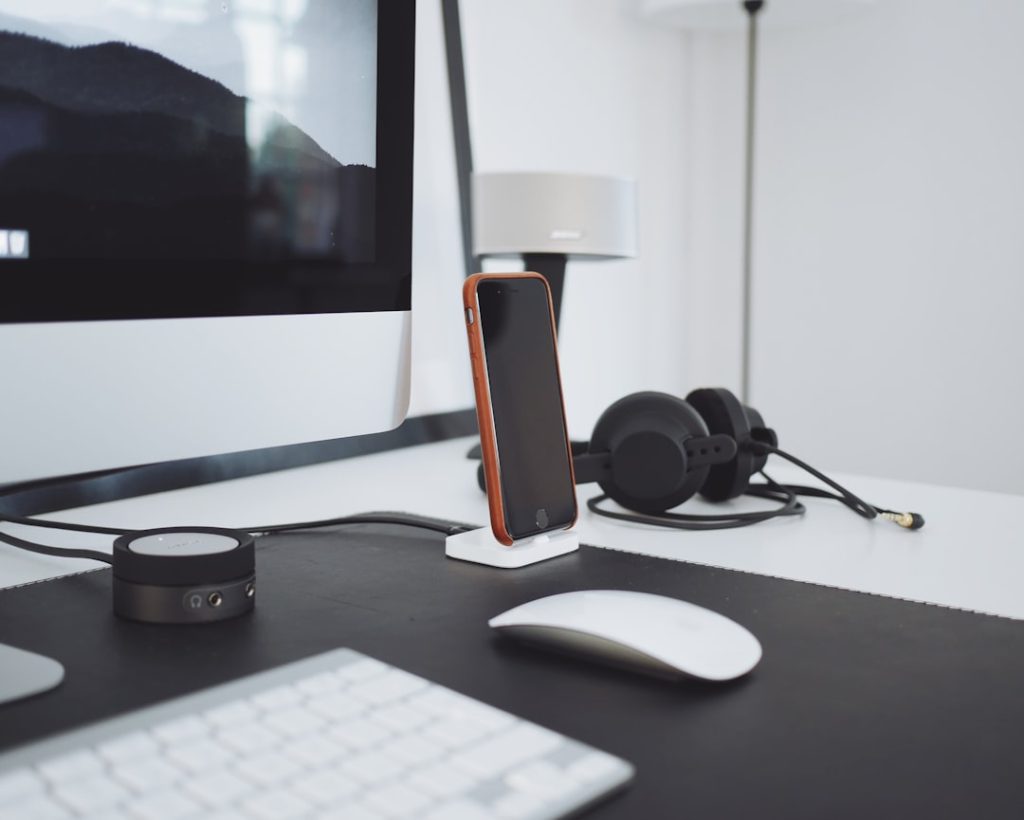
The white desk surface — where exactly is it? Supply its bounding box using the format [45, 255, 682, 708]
[2, 436, 1021, 620]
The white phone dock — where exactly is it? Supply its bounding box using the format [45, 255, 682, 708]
[445, 527, 579, 568]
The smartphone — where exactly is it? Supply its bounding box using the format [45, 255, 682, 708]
[464, 272, 578, 545]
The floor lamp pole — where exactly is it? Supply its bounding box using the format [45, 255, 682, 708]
[741, 0, 764, 404]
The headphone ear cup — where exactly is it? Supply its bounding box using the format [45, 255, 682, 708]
[685, 387, 754, 501]
[589, 392, 711, 514]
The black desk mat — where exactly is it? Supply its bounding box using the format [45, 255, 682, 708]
[1, 523, 1023, 819]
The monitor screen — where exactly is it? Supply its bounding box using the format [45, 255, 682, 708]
[0, 0, 410, 323]
[0, 0, 415, 486]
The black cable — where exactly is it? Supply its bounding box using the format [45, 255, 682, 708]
[245, 512, 472, 537]
[748, 443, 924, 529]
[749, 443, 877, 520]
[0, 511, 473, 565]
[587, 472, 804, 531]
[0, 529, 113, 564]
[0, 512, 130, 536]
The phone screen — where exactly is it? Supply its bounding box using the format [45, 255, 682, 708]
[477, 277, 576, 539]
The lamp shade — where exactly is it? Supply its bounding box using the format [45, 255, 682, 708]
[640, 0, 874, 30]
[472, 172, 637, 260]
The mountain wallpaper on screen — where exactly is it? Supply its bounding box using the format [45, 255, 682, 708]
[0, 30, 375, 264]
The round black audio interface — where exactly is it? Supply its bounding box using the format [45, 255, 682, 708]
[111, 527, 255, 624]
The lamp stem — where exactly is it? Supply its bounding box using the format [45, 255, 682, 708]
[741, 0, 764, 404]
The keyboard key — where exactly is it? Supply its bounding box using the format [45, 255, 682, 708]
[406, 687, 466, 717]
[567, 751, 623, 783]
[183, 769, 251, 807]
[165, 737, 233, 773]
[409, 762, 477, 799]
[506, 760, 577, 799]
[152, 715, 208, 745]
[369, 703, 432, 732]
[362, 782, 433, 817]
[494, 790, 546, 819]
[204, 700, 259, 728]
[349, 669, 427, 705]
[111, 757, 181, 791]
[53, 775, 128, 813]
[422, 715, 490, 749]
[331, 717, 392, 750]
[242, 788, 312, 819]
[316, 804, 386, 820]
[292, 769, 360, 805]
[407, 688, 513, 732]
[38, 750, 103, 783]
[378, 734, 443, 767]
[423, 798, 493, 820]
[125, 790, 203, 820]
[337, 657, 388, 682]
[340, 750, 404, 785]
[250, 685, 302, 711]
[217, 722, 281, 754]
[0, 768, 44, 802]
[263, 705, 326, 738]
[307, 691, 367, 722]
[235, 752, 301, 786]
[452, 724, 564, 779]
[281, 733, 347, 768]
[296, 671, 342, 697]
[0, 794, 70, 820]
[97, 731, 159, 763]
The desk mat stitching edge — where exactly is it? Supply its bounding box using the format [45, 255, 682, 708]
[260, 516, 1019, 624]
[0, 517, 1014, 624]
[589, 540, 1018, 623]
[0, 566, 105, 593]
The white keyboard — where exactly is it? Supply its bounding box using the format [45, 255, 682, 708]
[0, 649, 633, 820]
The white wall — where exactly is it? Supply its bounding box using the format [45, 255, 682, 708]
[682, 0, 1024, 494]
[413, 0, 1024, 495]
[409, 0, 692, 440]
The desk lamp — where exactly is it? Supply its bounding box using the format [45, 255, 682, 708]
[641, 0, 873, 401]
[464, 172, 636, 460]
[471, 172, 638, 331]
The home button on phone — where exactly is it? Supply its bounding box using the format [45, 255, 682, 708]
[536, 509, 549, 529]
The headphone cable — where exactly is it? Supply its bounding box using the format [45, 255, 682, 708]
[587, 472, 805, 531]
[749, 443, 924, 529]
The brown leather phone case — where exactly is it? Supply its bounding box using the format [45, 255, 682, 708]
[463, 272, 577, 546]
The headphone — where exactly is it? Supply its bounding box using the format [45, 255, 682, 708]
[477, 387, 924, 532]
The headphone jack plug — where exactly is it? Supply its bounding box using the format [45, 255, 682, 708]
[879, 511, 925, 530]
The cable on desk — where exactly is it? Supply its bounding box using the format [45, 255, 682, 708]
[587, 472, 805, 531]
[0, 511, 473, 565]
[748, 443, 925, 529]
[0, 529, 114, 564]
[246, 512, 472, 537]
[0, 512, 130, 536]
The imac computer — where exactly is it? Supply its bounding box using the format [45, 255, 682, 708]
[0, 1, 416, 699]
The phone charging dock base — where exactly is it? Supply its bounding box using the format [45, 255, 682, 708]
[445, 527, 579, 569]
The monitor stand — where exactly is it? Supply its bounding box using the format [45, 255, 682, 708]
[0, 644, 65, 705]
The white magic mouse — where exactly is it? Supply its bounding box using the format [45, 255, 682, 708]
[489, 590, 762, 682]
